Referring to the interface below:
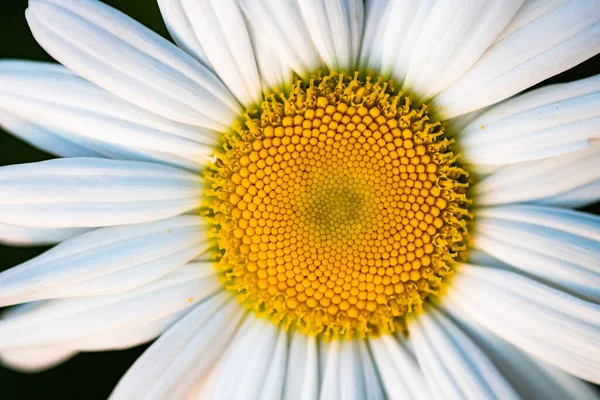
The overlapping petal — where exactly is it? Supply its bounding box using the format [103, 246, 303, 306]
[473, 205, 600, 303]
[297, 0, 364, 72]
[239, 0, 321, 78]
[320, 339, 377, 400]
[410, 309, 518, 400]
[434, 0, 600, 118]
[0, 61, 218, 167]
[0, 158, 203, 229]
[159, 0, 262, 106]
[109, 293, 245, 400]
[400, 0, 522, 100]
[474, 140, 600, 206]
[0, 216, 209, 306]
[447, 265, 600, 383]
[369, 335, 430, 400]
[442, 303, 600, 400]
[460, 74, 600, 166]
[0, 264, 222, 359]
[0, 223, 90, 246]
[26, 0, 240, 128]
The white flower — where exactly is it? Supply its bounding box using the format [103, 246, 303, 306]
[0, 0, 599, 399]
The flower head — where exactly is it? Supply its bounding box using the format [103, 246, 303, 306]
[0, 0, 599, 399]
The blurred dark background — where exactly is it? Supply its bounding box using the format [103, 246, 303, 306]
[0, 1, 599, 399]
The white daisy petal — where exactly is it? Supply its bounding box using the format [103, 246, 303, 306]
[447, 265, 600, 383]
[475, 141, 600, 205]
[0, 223, 90, 246]
[1, 109, 206, 173]
[67, 311, 187, 352]
[379, 0, 434, 80]
[0, 61, 218, 164]
[493, 0, 571, 43]
[212, 318, 279, 399]
[0, 264, 222, 349]
[0, 158, 203, 229]
[0, 309, 193, 372]
[358, 0, 390, 73]
[369, 335, 431, 400]
[536, 360, 600, 400]
[168, 0, 262, 106]
[442, 302, 600, 400]
[434, 0, 600, 119]
[283, 332, 319, 400]
[156, 0, 212, 68]
[0, 108, 102, 158]
[320, 339, 372, 400]
[401, 0, 523, 101]
[410, 309, 519, 400]
[246, 15, 292, 93]
[0, 346, 76, 373]
[259, 327, 288, 400]
[460, 75, 600, 166]
[26, 0, 240, 128]
[109, 293, 245, 400]
[239, 0, 321, 77]
[473, 205, 600, 302]
[537, 178, 600, 208]
[297, 0, 364, 72]
[0, 216, 209, 306]
[357, 340, 386, 400]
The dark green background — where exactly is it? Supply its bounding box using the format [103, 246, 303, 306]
[0, 1, 599, 399]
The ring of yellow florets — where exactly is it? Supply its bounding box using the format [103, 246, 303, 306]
[204, 72, 470, 338]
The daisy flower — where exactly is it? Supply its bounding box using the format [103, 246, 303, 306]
[1, 0, 600, 398]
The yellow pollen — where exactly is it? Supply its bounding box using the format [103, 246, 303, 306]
[204, 72, 470, 338]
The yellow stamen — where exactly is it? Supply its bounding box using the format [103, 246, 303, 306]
[204, 72, 470, 338]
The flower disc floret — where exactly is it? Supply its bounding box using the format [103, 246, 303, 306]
[204, 72, 470, 338]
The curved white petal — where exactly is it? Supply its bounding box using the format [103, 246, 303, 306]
[259, 327, 288, 400]
[474, 141, 600, 205]
[401, 0, 523, 100]
[0, 223, 90, 246]
[447, 265, 600, 384]
[320, 339, 378, 400]
[246, 14, 292, 93]
[538, 178, 600, 208]
[110, 293, 245, 400]
[239, 0, 321, 78]
[460, 74, 600, 166]
[212, 318, 280, 399]
[156, 0, 212, 68]
[167, 0, 262, 106]
[410, 309, 519, 400]
[377, 0, 434, 80]
[0, 61, 217, 164]
[0, 310, 189, 372]
[358, 0, 390, 74]
[0, 216, 210, 306]
[0, 346, 76, 373]
[26, 0, 240, 128]
[434, 0, 600, 119]
[442, 302, 600, 400]
[369, 335, 431, 400]
[283, 332, 319, 400]
[473, 205, 600, 303]
[0, 108, 203, 171]
[0, 158, 203, 229]
[0, 264, 222, 349]
[297, 0, 364, 72]
[356, 340, 386, 400]
[0, 107, 102, 158]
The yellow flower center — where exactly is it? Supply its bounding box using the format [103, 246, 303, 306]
[204, 72, 470, 338]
